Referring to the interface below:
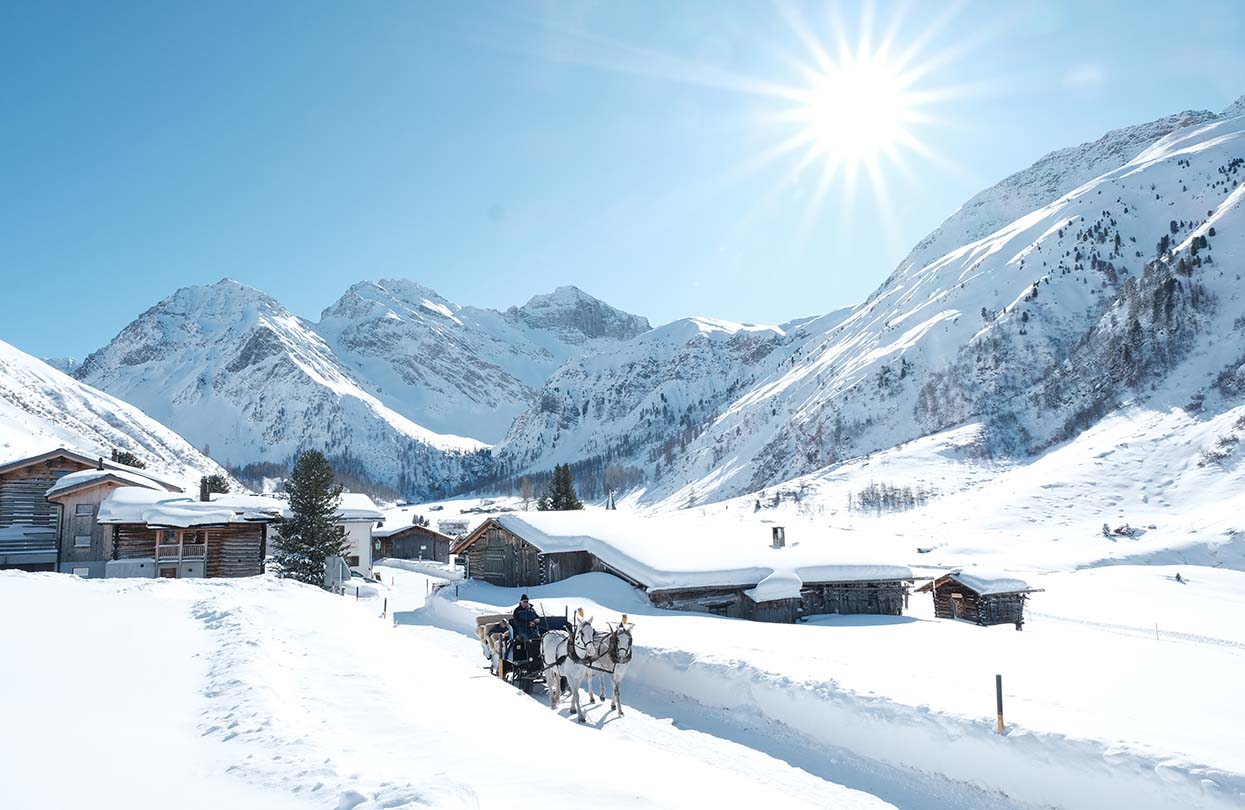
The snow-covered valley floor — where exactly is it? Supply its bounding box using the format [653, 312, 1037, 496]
[5, 561, 1241, 810]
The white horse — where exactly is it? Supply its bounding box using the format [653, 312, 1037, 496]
[541, 615, 596, 723]
[581, 619, 634, 716]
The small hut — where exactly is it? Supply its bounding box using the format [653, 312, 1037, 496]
[916, 571, 1041, 629]
[374, 522, 456, 564]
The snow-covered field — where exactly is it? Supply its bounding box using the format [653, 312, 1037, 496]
[0, 570, 897, 810]
[4, 551, 1241, 810]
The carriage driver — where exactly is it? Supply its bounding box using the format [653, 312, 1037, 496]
[512, 594, 540, 640]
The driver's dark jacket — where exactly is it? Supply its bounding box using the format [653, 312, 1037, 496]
[512, 604, 539, 627]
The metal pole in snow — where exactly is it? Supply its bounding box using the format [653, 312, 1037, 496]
[356, 586, 359, 601]
[1155, 623, 1159, 641]
[382, 597, 387, 619]
[995, 674, 1005, 735]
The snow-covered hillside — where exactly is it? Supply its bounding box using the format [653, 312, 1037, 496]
[316, 280, 649, 442]
[76, 279, 491, 497]
[0, 338, 228, 486]
[494, 316, 811, 490]
[502, 96, 1245, 509]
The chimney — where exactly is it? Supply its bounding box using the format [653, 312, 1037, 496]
[199, 477, 210, 502]
[771, 526, 786, 549]
[97, 457, 105, 471]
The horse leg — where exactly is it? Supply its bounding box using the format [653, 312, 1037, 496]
[585, 673, 596, 704]
[545, 667, 560, 709]
[571, 669, 586, 723]
[613, 675, 623, 716]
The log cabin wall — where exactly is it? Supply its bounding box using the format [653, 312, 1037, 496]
[382, 526, 452, 563]
[0, 457, 89, 528]
[206, 524, 265, 577]
[540, 550, 596, 584]
[111, 523, 265, 577]
[746, 597, 802, 623]
[464, 523, 541, 587]
[648, 586, 750, 619]
[800, 581, 909, 617]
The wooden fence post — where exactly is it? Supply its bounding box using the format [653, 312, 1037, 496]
[995, 674, 1005, 735]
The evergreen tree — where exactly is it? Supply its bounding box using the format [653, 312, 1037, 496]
[273, 450, 347, 585]
[110, 448, 146, 469]
[200, 474, 231, 495]
[536, 463, 584, 511]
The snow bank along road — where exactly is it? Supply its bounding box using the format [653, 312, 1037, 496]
[423, 569, 1245, 810]
[0, 570, 894, 810]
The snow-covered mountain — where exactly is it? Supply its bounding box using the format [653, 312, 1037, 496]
[498, 97, 1245, 508]
[76, 279, 647, 497]
[315, 281, 650, 442]
[75, 279, 492, 496]
[0, 338, 229, 486]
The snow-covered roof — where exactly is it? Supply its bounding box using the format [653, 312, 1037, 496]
[98, 487, 284, 528]
[0, 446, 184, 492]
[337, 493, 383, 522]
[478, 512, 912, 597]
[917, 569, 1034, 595]
[45, 468, 167, 498]
[946, 570, 1033, 595]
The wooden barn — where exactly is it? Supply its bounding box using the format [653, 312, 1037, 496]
[453, 514, 912, 624]
[452, 517, 639, 589]
[374, 521, 456, 564]
[916, 571, 1041, 629]
[96, 487, 283, 579]
[0, 447, 181, 573]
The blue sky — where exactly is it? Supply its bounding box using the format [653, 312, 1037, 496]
[2, 1, 1242, 359]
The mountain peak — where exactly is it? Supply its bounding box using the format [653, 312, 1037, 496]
[1223, 94, 1245, 118]
[513, 286, 651, 340]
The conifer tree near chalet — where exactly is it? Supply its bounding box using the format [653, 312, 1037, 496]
[274, 451, 348, 585]
[537, 463, 584, 511]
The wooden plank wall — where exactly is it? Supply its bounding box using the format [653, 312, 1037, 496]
[0, 457, 91, 528]
[801, 581, 908, 617]
[465, 524, 541, 587]
[206, 524, 264, 577]
[113, 523, 264, 577]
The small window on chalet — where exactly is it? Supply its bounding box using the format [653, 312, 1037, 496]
[347, 555, 360, 567]
[72, 567, 90, 578]
[159, 530, 177, 545]
[705, 602, 731, 617]
[75, 504, 95, 516]
[74, 535, 91, 548]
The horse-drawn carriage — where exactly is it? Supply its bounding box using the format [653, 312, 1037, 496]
[475, 613, 570, 693]
[475, 608, 635, 722]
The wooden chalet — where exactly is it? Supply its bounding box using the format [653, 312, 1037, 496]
[0, 447, 181, 573]
[374, 521, 456, 564]
[916, 571, 1041, 629]
[95, 487, 283, 579]
[452, 515, 912, 624]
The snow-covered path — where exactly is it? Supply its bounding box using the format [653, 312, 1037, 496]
[0, 571, 894, 810]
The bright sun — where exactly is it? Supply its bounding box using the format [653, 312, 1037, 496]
[751, 1, 967, 216]
[800, 56, 912, 167]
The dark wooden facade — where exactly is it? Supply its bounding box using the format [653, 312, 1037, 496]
[111, 523, 266, 578]
[457, 519, 911, 624]
[0, 452, 95, 570]
[376, 524, 454, 563]
[649, 579, 910, 623]
[917, 576, 1030, 629]
[458, 520, 629, 589]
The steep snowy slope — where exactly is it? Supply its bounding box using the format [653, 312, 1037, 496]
[0, 338, 229, 485]
[495, 311, 851, 492]
[494, 97, 1245, 508]
[646, 103, 1245, 506]
[315, 281, 649, 442]
[76, 279, 489, 496]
